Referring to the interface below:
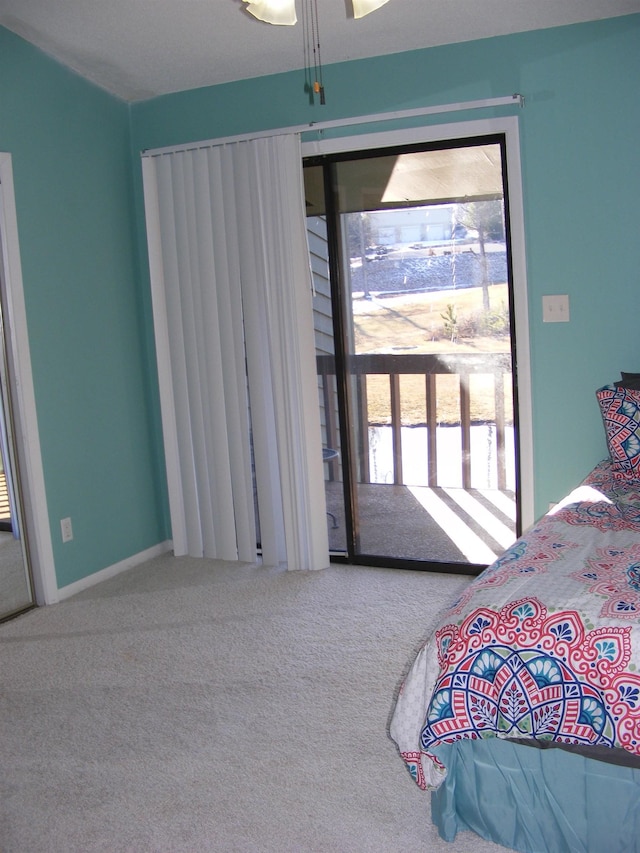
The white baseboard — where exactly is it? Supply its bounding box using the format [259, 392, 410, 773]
[56, 540, 173, 601]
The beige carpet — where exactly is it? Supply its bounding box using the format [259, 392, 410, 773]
[0, 554, 511, 852]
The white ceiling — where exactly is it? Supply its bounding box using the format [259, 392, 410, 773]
[1, 0, 639, 102]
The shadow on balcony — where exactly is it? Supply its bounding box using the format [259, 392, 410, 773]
[325, 480, 516, 567]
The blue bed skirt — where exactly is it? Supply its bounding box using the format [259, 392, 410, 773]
[431, 738, 640, 853]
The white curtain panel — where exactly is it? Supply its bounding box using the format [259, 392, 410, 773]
[142, 134, 329, 570]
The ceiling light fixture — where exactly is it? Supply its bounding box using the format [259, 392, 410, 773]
[243, 0, 390, 26]
[243, 0, 297, 25]
[352, 0, 391, 18]
[243, 0, 391, 104]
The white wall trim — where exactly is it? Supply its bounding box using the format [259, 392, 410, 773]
[302, 115, 535, 531]
[0, 152, 58, 605]
[56, 540, 173, 601]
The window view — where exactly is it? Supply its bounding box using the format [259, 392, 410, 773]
[349, 201, 513, 485]
[307, 138, 519, 571]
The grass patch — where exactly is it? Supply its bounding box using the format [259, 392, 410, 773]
[353, 284, 513, 425]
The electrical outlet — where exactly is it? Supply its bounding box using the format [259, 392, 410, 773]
[61, 517, 73, 543]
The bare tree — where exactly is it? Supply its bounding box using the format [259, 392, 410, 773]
[455, 200, 505, 311]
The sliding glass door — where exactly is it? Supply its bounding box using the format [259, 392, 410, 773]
[306, 133, 523, 573]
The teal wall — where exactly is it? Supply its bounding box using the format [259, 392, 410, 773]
[1, 15, 639, 591]
[0, 27, 167, 588]
[131, 14, 640, 519]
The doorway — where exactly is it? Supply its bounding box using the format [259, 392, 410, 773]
[305, 128, 528, 573]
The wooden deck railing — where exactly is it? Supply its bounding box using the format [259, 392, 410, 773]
[317, 352, 513, 490]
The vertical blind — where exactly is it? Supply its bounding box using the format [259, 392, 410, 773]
[142, 133, 329, 570]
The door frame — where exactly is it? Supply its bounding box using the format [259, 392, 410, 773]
[0, 152, 57, 605]
[302, 115, 534, 532]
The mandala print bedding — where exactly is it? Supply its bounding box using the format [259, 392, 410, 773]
[389, 461, 640, 790]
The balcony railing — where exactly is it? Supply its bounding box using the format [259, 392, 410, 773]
[317, 352, 513, 491]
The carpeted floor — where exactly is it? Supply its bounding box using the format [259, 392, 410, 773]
[0, 554, 511, 852]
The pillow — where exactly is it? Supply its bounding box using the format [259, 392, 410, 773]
[596, 384, 640, 480]
[616, 371, 640, 391]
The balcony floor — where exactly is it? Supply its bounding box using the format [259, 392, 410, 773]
[325, 480, 516, 567]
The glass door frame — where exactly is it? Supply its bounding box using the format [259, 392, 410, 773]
[303, 116, 533, 570]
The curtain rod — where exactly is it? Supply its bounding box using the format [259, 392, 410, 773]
[141, 93, 524, 158]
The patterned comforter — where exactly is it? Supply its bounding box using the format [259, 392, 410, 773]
[389, 461, 640, 790]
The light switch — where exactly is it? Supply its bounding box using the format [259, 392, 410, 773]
[542, 294, 570, 323]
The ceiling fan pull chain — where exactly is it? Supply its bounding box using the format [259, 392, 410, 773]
[310, 0, 325, 104]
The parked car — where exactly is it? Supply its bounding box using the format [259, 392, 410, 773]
[365, 245, 389, 260]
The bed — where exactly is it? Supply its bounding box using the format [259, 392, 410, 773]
[390, 380, 640, 853]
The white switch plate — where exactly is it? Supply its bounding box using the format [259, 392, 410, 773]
[542, 294, 570, 322]
[61, 517, 73, 543]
